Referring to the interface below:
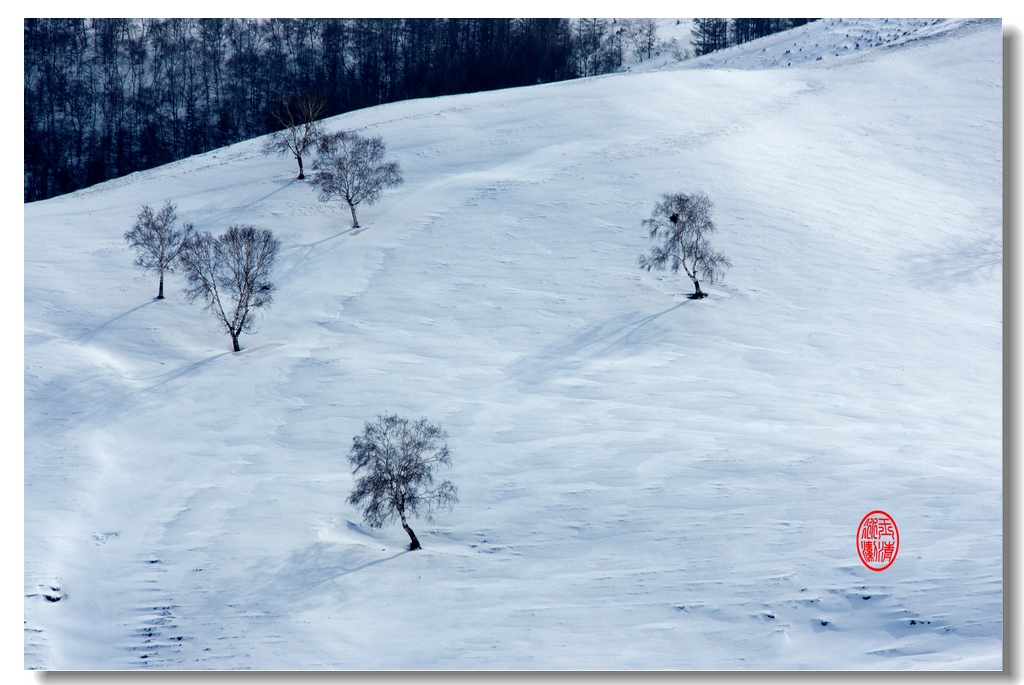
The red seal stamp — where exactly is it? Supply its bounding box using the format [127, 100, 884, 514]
[857, 510, 899, 571]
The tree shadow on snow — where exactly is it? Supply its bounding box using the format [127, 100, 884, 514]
[239, 177, 299, 213]
[279, 225, 365, 282]
[510, 300, 690, 386]
[243, 543, 410, 613]
[141, 352, 230, 392]
[904, 233, 1001, 290]
[77, 299, 157, 344]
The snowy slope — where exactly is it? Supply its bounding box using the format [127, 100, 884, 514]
[24, 18, 1002, 670]
[622, 18, 978, 73]
[681, 18, 973, 70]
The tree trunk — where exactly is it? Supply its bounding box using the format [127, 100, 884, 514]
[399, 511, 421, 550]
[157, 272, 165, 299]
[231, 331, 240, 352]
[296, 154, 304, 180]
[348, 202, 360, 228]
[689, 278, 706, 299]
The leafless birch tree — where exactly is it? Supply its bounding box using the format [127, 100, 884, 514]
[639, 192, 731, 299]
[179, 225, 280, 352]
[124, 201, 185, 299]
[310, 130, 403, 229]
[347, 414, 458, 551]
[261, 94, 326, 180]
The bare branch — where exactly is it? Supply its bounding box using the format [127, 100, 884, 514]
[310, 130, 404, 228]
[179, 225, 280, 351]
[639, 192, 730, 299]
[261, 94, 328, 179]
[347, 414, 457, 550]
[124, 200, 186, 299]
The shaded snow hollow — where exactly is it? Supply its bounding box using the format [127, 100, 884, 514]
[24, 18, 1001, 670]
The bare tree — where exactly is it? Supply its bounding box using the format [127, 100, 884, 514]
[691, 18, 730, 56]
[620, 19, 658, 61]
[310, 130, 404, 229]
[179, 225, 280, 352]
[347, 414, 458, 551]
[639, 192, 731, 299]
[637, 18, 659, 60]
[124, 201, 185, 299]
[619, 19, 645, 62]
[261, 94, 326, 180]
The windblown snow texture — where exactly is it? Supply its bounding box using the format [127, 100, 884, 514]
[24, 18, 1002, 670]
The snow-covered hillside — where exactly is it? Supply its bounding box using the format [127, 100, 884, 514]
[24, 18, 1002, 670]
[619, 18, 974, 73]
[684, 18, 973, 69]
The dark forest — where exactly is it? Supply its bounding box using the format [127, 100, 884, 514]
[24, 18, 810, 202]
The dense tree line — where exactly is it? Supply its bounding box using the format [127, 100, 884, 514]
[25, 18, 602, 202]
[25, 18, 817, 202]
[692, 18, 816, 56]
